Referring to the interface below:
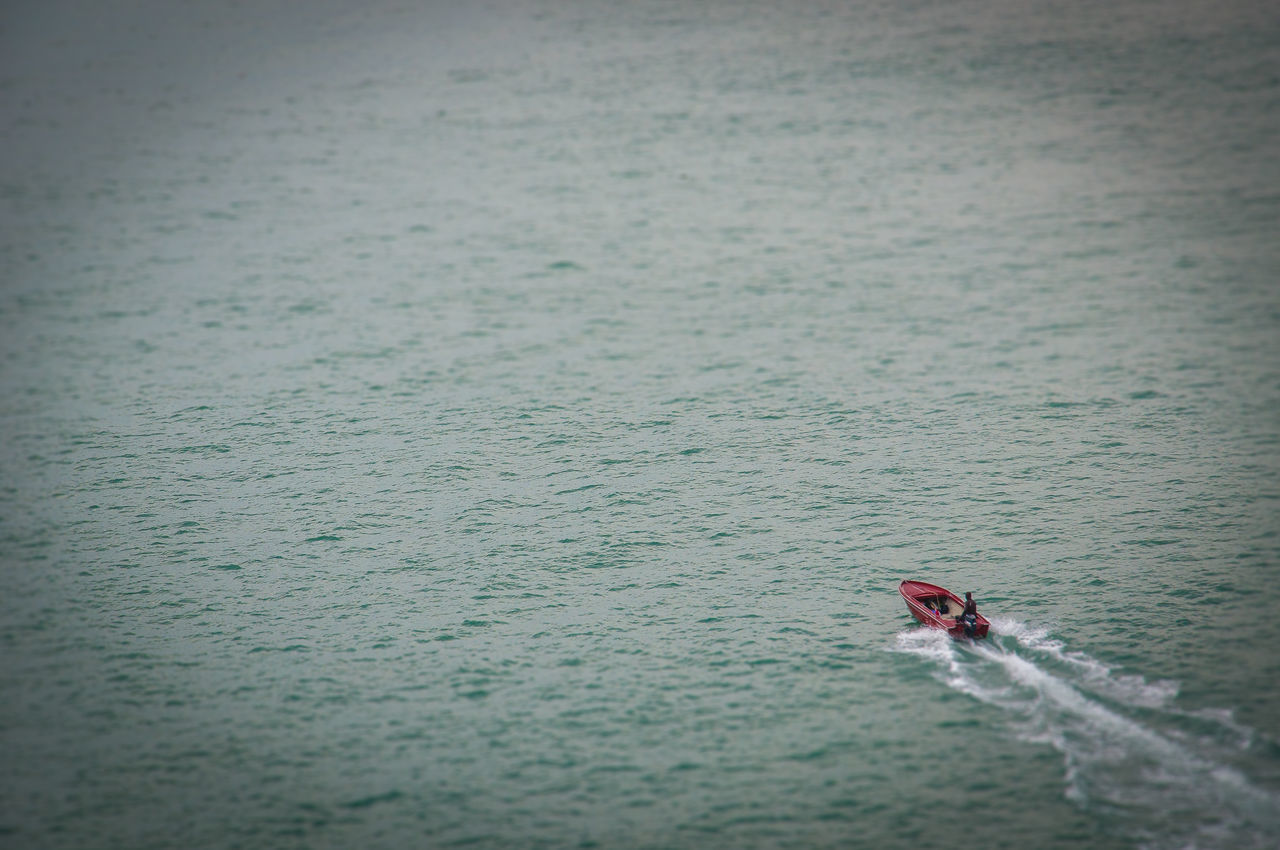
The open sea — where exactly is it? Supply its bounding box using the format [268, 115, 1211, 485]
[3, 1, 1279, 848]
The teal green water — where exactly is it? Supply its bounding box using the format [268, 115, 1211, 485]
[3, 1, 1279, 848]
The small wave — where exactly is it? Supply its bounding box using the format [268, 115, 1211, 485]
[892, 621, 1280, 850]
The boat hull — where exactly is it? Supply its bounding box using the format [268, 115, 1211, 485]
[898, 580, 989, 639]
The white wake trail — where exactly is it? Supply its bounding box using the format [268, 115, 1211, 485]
[892, 622, 1280, 850]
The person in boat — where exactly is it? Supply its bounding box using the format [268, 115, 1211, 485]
[960, 592, 978, 636]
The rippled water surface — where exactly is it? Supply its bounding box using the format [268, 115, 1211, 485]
[3, 1, 1279, 848]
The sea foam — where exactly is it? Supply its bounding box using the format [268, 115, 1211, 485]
[892, 621, 1280, 850]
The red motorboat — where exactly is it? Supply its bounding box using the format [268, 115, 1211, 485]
[898, 580, 989, 639]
